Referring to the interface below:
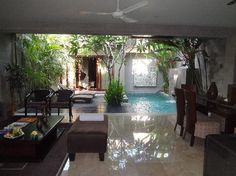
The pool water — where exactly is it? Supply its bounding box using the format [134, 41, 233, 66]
[127, 92, 176, 113]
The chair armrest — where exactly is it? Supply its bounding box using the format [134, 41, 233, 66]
[69, 91, 75, 104]
[48, 91, 58, 103]
[24, 91, 33, 102]
[70, 91, 75, 99]
[48, 91, 55, 99]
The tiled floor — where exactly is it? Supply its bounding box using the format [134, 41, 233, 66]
[14, 94, 204, 176]
[60, 114, 204, 176]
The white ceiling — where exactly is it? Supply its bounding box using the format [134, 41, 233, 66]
[0, 0, 236, 37]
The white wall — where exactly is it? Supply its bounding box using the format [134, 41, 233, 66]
[124, 54, 163, 93]
[169, 67, 187, 95]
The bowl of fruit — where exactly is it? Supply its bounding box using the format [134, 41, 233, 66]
[4, 127, 24, 139]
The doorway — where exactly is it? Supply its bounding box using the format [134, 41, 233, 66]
[88, 57, 97, 89]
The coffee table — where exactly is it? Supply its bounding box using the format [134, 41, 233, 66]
[0, 116, 64, 161]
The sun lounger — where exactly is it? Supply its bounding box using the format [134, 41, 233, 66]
[74, 90, 96, 98]
[76, 92, 95, 98]
[72, 94, 93, 103]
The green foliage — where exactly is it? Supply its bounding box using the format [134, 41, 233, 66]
[137, 40, 177, 93]
[20, 34, 65, 89]
[5, 64, 27, 90]
[138, 38, 208, 93]
[4, 63, 27, 103]
[104, 79, 124, 106]
[150, 43, 177, 93]
[69, 34, 79, 57]
[151, 38, 206, 92]
[73, 35, 130, 84]
[77, 35, 128, 55]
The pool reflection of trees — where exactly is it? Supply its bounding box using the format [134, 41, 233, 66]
[108, 115, 176, 170]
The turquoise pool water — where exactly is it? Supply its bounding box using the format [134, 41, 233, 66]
[127, 92, 176, 113]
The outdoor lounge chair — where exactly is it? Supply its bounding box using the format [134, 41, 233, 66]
[72, 94, 93, 103]
[24, 89, 51, 116]
[49, 89, 74, 122]
[58, 84, 94, 103]
[74, 90, 96, 98]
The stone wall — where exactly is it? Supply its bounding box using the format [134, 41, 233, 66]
[0, 33, 14, 120]
[234, 52, 236, 83]
[205, 36, 236, 97]
[168, 37, 236, 97]
[205, 39, 226, 96]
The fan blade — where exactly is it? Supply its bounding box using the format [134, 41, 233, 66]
[227, 0, 236, 5]
[80, 11, 112, 15]
[116, 0, 120, 11]
[120, 15, 137, 23]
[122, 1, 148, 14]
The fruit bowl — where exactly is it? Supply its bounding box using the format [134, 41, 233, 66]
[4, 128, 24, 139]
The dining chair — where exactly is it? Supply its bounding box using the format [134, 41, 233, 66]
[174, 88, 185, 136]
[227, 84, 236, 105]
[49, 89, 74, 122]
[183, 90, 220, 146]
[24, 89, 51, 116]
[181, 84, 196, 92]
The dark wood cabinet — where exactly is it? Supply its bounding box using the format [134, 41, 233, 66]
[204, 134, 236, 176]
[197, 96, 236, 133]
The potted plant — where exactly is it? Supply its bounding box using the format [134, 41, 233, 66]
[104, 79, 124, 106]
[5, 63, 27, 107]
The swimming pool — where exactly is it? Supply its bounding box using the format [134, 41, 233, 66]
[127, 92, 176, 113]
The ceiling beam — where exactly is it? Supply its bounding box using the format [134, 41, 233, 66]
[0, 22, 235, 38]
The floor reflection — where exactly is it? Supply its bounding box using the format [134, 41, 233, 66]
[108, 115, 177, 171]
[60, 114, 204, 176]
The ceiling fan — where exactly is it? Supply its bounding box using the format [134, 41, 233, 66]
[80, 0, 149, 23]
[227, 0, 236, 5]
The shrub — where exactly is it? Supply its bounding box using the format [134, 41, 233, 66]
[105, 79, 124, 106]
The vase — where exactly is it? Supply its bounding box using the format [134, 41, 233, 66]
[207, 82, 218, 100]
[36, 118, 42, 130]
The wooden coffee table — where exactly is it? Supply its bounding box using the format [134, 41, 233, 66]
[0, 116, 64, 161]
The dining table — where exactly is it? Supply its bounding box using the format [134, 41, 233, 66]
[196, 95, 236, 134]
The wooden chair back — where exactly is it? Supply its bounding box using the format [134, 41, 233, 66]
[174, 88, 185, 127]
[181, 84, 196, 92]
[33, 89, 51, 101]
[57, 90, 74, 102]
[184, 90, 197, 135]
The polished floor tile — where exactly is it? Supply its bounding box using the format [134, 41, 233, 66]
[60, 114, 204, 176]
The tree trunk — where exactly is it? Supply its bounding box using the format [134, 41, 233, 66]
[187, 56, 196, 85]
[117, 62, 124, 82]
[108, 68, 112, 85]
[66, 63, 69, 87]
